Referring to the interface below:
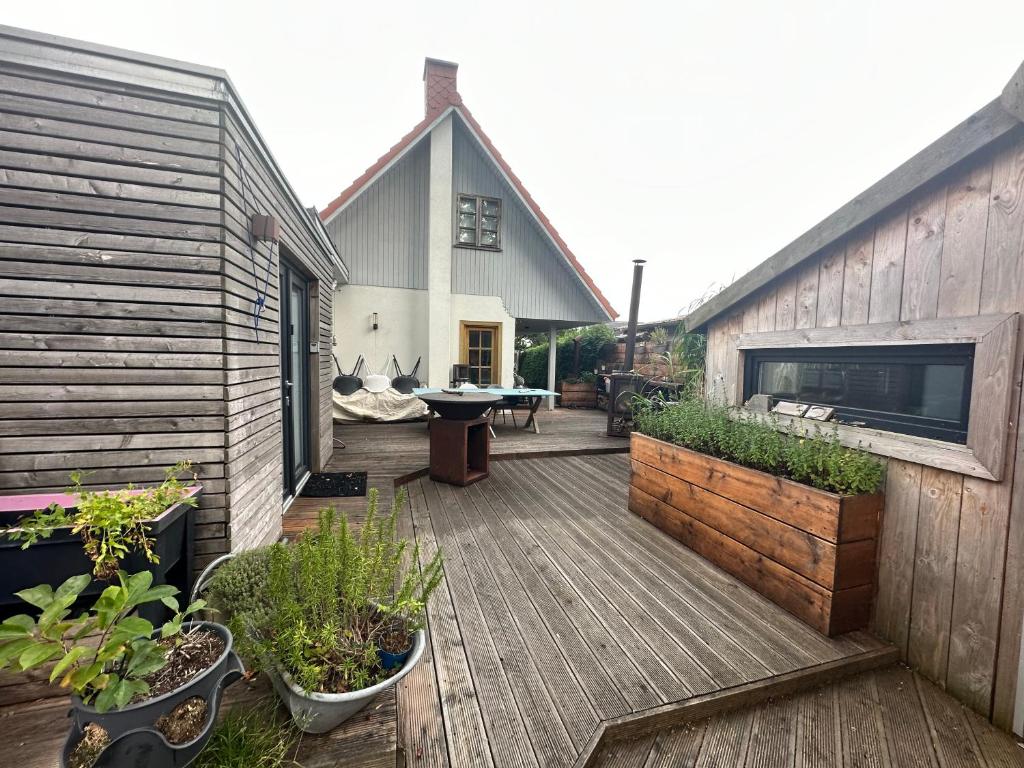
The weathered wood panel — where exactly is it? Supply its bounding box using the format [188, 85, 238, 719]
[0, 34, 338, 559]
[702, 133, 1024, 724]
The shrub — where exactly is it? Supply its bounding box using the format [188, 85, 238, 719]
[633, 397, 884, 495]
[518, 324, 616, 387]
[204, 548, 274, 663]
[206, 489, 443, 694]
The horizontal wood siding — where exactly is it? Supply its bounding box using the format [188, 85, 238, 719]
[0, 46, 337, 562]
[221, 107, 335, 552]
[324, 138, 429, 289]
[450, 120, 607, 324]
[702, 130, 1024, 726]
[0, 63, 230, 557]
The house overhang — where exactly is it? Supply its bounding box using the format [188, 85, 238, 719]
[685, 59, 1024, 332]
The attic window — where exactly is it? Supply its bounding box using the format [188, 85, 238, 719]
[456, 195, 501, 249]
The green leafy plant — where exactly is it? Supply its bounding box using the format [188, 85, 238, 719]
[5, 461, 198, 579]
[0, 571, 205, 712]
[648, 326, 670, 347]
[633, 396, 883, 495]
[518, 324, 616, 387]
[562, 371, 597, 385]
[206, 489, 443, 695]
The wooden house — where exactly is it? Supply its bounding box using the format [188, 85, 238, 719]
[686, 58, 1024, 731]
[320, 59, 617, 390]
[0, 26, 347, 562]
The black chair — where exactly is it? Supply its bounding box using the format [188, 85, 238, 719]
[487, 384, 518, 428]
[450, 364, 471, 388]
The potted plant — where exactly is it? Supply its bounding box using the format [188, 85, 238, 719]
[1, 462, 200, 622]
[0, 570, 243, 767]
[201, 488, 442, 734]
[629, 396, 884, 636]
[559, 371, 598, 409]
[648, 326, 670, 354]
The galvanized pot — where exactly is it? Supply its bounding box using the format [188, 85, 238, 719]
[266, 627, 425, 734]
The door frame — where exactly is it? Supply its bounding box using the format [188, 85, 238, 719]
[280, 255, 313, 503]
[459, 321, 502, 386]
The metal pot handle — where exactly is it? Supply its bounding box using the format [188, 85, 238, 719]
[190, 552, 237, 605]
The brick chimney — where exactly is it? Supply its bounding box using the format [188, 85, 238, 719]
[423, 58, 460, 116]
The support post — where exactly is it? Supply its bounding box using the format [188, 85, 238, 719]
[547, 325, 557, 411]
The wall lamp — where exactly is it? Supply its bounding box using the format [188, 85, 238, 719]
[372, 312, 379, 331]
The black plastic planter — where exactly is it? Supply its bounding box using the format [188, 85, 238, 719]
[0, 487, 200, 623]
[60, 621, 243, 768]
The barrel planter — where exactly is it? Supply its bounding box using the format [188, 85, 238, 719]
[559, 381, 597, 408]
[628, 433, 882, 636]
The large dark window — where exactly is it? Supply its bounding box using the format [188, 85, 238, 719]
[743, 344, 974, 443]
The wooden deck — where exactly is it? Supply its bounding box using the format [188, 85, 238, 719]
[589, 665, 1024, 767]
[283, 407, 621, 536]
[395, 453, 896, 768]
[5, 411, 1020, 767]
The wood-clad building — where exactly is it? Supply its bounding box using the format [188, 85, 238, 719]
[0, 26, 347, 561]
[687, 60, 1024, 731]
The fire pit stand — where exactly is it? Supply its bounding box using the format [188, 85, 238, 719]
[416, 392, 501, 487]
[429, 416, 491, 486]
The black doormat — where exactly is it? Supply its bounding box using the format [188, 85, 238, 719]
[301, 471, 367, 498]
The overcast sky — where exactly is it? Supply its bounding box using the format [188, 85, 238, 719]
[7, 1, 1024, 322]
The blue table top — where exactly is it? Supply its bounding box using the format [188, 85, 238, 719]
[413, 387, 559, 397]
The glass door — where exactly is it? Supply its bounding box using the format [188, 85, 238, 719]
[460, 322, 501, 386]
[280, 259, 310, 500]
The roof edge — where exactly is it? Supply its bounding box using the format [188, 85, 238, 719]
[318, 103, 617, 320]
[0, 24, 344, 276]
[685, 94, 1023, 332]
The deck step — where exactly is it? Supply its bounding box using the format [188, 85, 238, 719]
[574, 644, 900, 767]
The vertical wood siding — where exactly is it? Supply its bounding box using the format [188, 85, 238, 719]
[0, 54, 336, 563]
[450, 121, 607, 323]
[703, 130, 1024, 727]
[324, 138, 429, 289]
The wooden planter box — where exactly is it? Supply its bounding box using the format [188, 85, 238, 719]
[560, 381, 598, 408]
[629, 433, 882, 636]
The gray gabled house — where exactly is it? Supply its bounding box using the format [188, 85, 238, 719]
[321, 59, 617, 389]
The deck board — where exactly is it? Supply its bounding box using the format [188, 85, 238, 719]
[405, 453, 895, 767]
[6, 412, 1015, 768]
[589, 666, 1024, 768]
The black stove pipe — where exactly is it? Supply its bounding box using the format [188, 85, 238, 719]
[622, 259, 646, 371]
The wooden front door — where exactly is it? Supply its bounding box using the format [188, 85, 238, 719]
[460, 322, 501, 386]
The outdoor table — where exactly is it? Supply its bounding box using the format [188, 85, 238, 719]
[413, 387, 559, 434]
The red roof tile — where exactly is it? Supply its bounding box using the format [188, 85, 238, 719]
[319, 104, 617, 320]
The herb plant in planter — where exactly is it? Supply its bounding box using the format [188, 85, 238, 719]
[1, 462, 201, 622]
[630, 396, 885, 636]
[0, 570, 243, 768]
[203, 489, 443, 733]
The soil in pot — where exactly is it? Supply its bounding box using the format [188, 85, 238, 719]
[68, 723, 110, 768]
[136, 627, 226, 702]
[155, 696, 208, 744]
